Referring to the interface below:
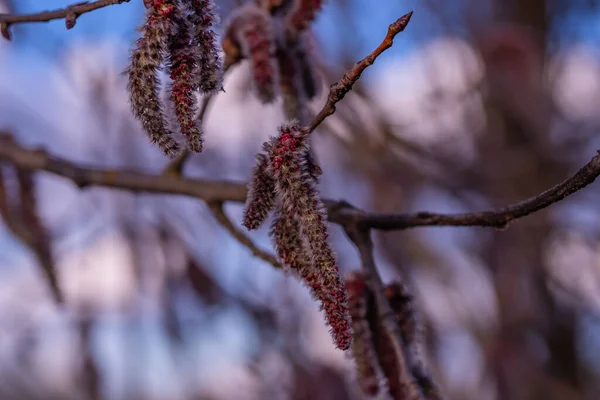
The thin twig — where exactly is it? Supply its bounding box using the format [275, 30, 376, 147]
[344, 225, 423, 399]
[207, 200, 281, 268]
[0, 0, 130, 26]
[2, 134, 600, 233]
[307, 11, 413, 133]
[326, 150, 600, 230]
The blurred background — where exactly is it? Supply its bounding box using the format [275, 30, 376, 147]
[2, 0, 600, 399]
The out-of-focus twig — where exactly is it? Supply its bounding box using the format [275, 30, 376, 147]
[0, 166, 62, 303]
[208, 201, 280, 268]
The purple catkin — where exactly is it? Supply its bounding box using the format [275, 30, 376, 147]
[346, 273, 381, 396]
[228, 4, 279, 103]
[166, 2, 203, 152]
[243, 142, 277, 230]
[271, 206, 312, 274]
[293, 32, 321, 100]
[267, 121, 353, 350]
[126, 0, 181, 158]
[276, 45, 309, 123]
[185, 0, 225, 94]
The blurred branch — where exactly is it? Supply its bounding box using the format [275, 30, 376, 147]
[0, 0, 130, 37]
[207, 201, 280, 268]
[2, 133, 600, 235]
[0, 166, 62, 303]
[344, 225, 424, 399]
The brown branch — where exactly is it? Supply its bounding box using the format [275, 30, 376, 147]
[327, 151, 600, 230]
[307, 11, 413, 133]
[0, 133, 247, 202]
[0, 0, 130, 33]
[344, 226, 424, 399]
[207, 200, 281, 268]
[2, 134, 600, 235]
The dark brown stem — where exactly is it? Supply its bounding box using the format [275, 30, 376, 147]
[326, 151, 600, 230]
[2, 135, 600, 234]
[0, 0, 130, 30]
[307, 11, 413, 133]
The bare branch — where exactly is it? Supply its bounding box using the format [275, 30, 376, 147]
[344, 226, 423, 399]
[327, 151, 600, 230]
[307, 11, 413, 133]
[2, 134, 600, 236]
[0, 0, 130, 30]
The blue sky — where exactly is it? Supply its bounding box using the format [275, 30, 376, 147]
[10, 1, 423, 63]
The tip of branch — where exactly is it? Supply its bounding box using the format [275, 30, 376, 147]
[390, 11, 413, 33]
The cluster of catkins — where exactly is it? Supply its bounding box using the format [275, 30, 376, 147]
[242, 121, 353, 351]
[222, 0, 322, 123]
[126, 0, 322, 157]
[126, 0, 223, 157]
[345, 273, 441, 399]
[236, 1, 353, 350]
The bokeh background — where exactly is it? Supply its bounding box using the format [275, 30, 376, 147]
[2, 0, 600, 399]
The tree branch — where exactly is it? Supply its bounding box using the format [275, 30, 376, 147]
[328, 151, 600, 230]
[2, 134, 600, 235]
[307, 11, 413, 133]
[0, 0, 130, 29]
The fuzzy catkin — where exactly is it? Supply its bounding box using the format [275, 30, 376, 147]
[271, 206, 312, 274]
[243, 142, 277, 230]
[346, 273, 381, 396]
[268, 121, 352, 350]
[126, 0, 181, 158]
[185, 0, 224, 94]
[166, 1, 203, 152]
